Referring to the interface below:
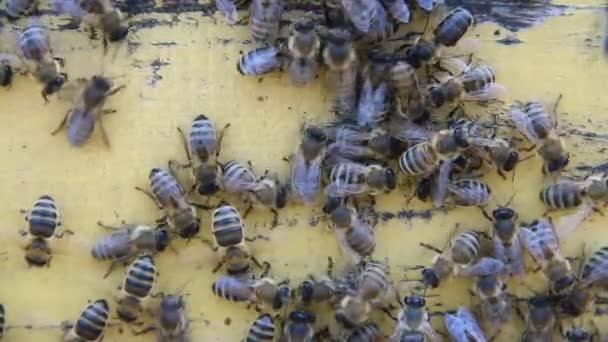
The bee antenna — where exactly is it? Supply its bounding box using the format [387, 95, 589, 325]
[502, 193, 516, 208]
[176, 279, 193, 296]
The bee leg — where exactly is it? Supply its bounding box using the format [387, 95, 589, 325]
[97, 221, 124, 230]
[54, 229, 74, 238]
[103, 260, 124, 278]
[327, 256, 334, 277]
[134, 187, 163, 209]
[103, 36, 109, 55]
[18, 229, 27, 237]
[132, 325, 156, 336]
[107, 85, 126, 97]
[270, 209, 279, 229]
[216, 123, 231, 158]
[212, 260, 225, 274]
[190, 202, 213, 210]
[175, 127, 194, 168]
[250, 256, 263, 269]
[259, 262, 271, 277]
[497, 168, 507, 180]
[381, 307, 398, 321]
[480, 208, 493, 221]
[51, 110, 70, 135]
[243, 204, 254, 218]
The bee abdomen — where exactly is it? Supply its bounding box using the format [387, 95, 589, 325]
[124, 256, 156, 298]
[0, 304, 4, 337]
[461, 65, 495, 93]
[582, 246, 608, 284]
[74, 300, 109, 341]
[189, 116, 217, 159]
[434, 7, 474, 47]
[246, 314, 275, 342]
[149, 168, 182, 204]
[92, 237, 126, 261]
[347, 322, 380, 342]
[539, 183, 583, 209]
[212, 205, 244, 247]
[451, 231, 480, 264]
[27, 195, 60, 238]
[361, 262, 389, 289]
[399, 143, 438, 175]
[238, 46, 282, 76]
[211, 275, 252, 302]
[346, 229, 375, 256]
[450, 179, 491, 206]
[390, 62, 418, 95]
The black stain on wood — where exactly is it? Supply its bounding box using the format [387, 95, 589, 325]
[148, 59, 171, 87]
[496, 35, 523, 45]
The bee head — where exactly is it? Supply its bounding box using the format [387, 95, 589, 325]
[43, 75, 66, 96]
[197, 167, 220, 196]
[566, 329, 590, 342]
[404, 295, 426, 308]
[493, 207, 515, 220]
[429, 86, 445, 108]
[322, 196, 342, 214]
[290, 309, 315, 324]
[545, 154, 570, 173]
[273, 284, 290, 310]
[294, 20, 314, 33]
[91, 75, 112, 92]
[304, 126, 327, 143]
[330, 206, 351, 228]
[175, 210, 200, 239]
[421, 268, 440, 288]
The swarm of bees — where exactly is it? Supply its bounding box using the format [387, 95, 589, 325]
[0, 0, 607, 340]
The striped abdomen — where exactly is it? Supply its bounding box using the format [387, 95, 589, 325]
[250, 0, 282, 44]
[222, 160, 258, 193]
[524, 101, 552, 138]
[348, 322, 381, 342]
[149, 168, 183, 207]
[189, 114, 217, 162]
[449, 179, 492, 206]
[211, 275, 253, 302]
[19, 22, 50, 62]
[434, 7, 474, 47]
[212, 204, 244, 247]
[123, 255, 156, 299]
[461, 65, 495, 93]
[246, 314, 275, 342]
[72, 299, 109, 341]
[330, 163, 367, 189]
[399, 142, 439, 175]
[539, 182, 584, 209]
[450, 231, 480, 265]
[358, 262, 389, 300]
[26, 195, 60, 238]
[581, 246, 608, 288]
[92, 229, 132, 260]
[390, 61, 418, 99]
[346, 225, 375, 257]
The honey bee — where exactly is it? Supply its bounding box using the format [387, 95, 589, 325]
[415, 0, 434, 11]
[212, 275, 290, 312]
[404, 7, 476, 69]
[509, 99, 569, 174]
[299, 275, 337, 306]
[444, 306, 487, 342]
[330, 206, 375, 265]
[473, 274, 511, 330]
[429, 64, 506, 108]
[221, 160, 259, 194]
[115, 255, 157, 322]
[389, 61, 427, 123]
[247, 173, 288, 228]
[51, 76, 124, 147]
[325, 162, 396, 198]
[519, 218, 575, 294]
[215, 0, 238, 24]
[53, 0, 129, 52]
[539, 175, 608, 211]
[210, 201, 264, 274]
[340, 0, 377, 33]
[389, 295, 439, 342]
[245, 313, 275, 341]
[237, 45, 283, 76]
[399, 142, 440, 176]
[360, 1, 395, 45]
[289, 126, 327, 204]
[62, 299, 109, 342]
[92, 222, 170, 278]
[249, 0, 283, 45]
[518, 295, 557, 342]
[322, 29, 357, 116]
[134, 293, 190, 342]
[287, 19, 320, 86]
[327, 122, 408, 162]
[173, 114, 229, 197]
[447, 179, 492, 207]
[483, 205, 525, 276]
[18, 20, 67, 102]
[136, 167, 205, 239]
[283, 309, 315, 342]
[381, 0, 410, 23]
[20, 195, 65, 267]
[347, 322, 382, 342]
[6, 0, 39, 19]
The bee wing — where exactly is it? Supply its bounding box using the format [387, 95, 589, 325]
[341, 0, 376, 33]
[432, 159, 452, 208]
[382, 0, 410, 23]
[372, 82, 388, 117]
[215, 0, 239, 24]
[508, 106, 539, 141]
[325, 182, 365, 198]
[396, 126, 434, 145]
[503, 236, 525, 276]
[66, 105, 96, 147]
[291, 151, 322, 204]
[462, 83, 507, 102]
[420, 321, 441, 342]
[356, 78, 375, 126]
[446, 182, 484, 204]
[288, 58, 316, 86]
[456, 257, 504, 277]
[51, 0, 85, 17]
[438, 57, 470, 76]
[554, 201, 594, 238]
[468, 137, 503, 149]
[57, 78, 89, 102]
[519, 219, 559, 265]
[327, 142, 376, 161]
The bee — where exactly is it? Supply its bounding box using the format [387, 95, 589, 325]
[249, 0, 283, 45]
[389, 295, 440, 342]
[519, 218, 575, 294]
[20, 195, 65, 267]
[135, 293, 190, 342]
[299, 275, 337, 306]
[136, 167, 204, 239]
[222, 160, 259, 194]
[245, 313, 275, 341]
[509, 99, 569, 174]
[483, 205, 525, 276]
[335, 294, 373, 329]
[404, 7, 476, 69]
[289, 126, 327, 204]
[444, 306, 487, 342]
[287, 19, 320, 86]
[237, 45, 283, 76]
[115, 255, 157, 322]
[519, 295, 557, 342]
[361, 1, 395, 44]
[62, 299, 110, 342]
[283, 309, 315, 342]
[6, 0, 39, 19]
[429, 64, 506, 108]
[399, 142, 440, 176]
[539, 175, 608, 211]
[446, 179, 492, 207]
[323, 29, 357, 116]
[18, 20, 67, 102]
[330, 206, 375, 265]
[562, 324, 598, 342]
[92, 222, 170, 278]
[53, 0, 129, 52]
[327, 122, 408, 162]
[381, 0, 410, 24]
[473, 274, 511, 330]
[415, 0, 434, 11]
[51, 75, 124, 147]
[325, 162, 396, 198]
[340, 0, 377, 33]
[212, 276, 290, 312]
[210, 201, 264, 274]
[389, 61, 427, 123]
[216, 0, 238, 24]
[173, 114, 229, 197]
[347, 322, 382, 342]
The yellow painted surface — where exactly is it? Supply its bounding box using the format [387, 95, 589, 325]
[0, 1, 607, 341]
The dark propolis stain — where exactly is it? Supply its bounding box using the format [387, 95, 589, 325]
[148, 59, 171, 87]
[496, 35, 523, 45]
[446, 0, 568, 32]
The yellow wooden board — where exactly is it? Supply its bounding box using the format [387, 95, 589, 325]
[0, 0, 607, 340]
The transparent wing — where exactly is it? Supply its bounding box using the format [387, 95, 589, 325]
[291, 151, 322, 204]
[66, 106, 95, 147]
[505, 236, 525, 276]
[327, 142, 376, 161]
[325, 182, 366, 197]
[421, 321, 441, 342]
[356, 77, 375, 126]
[456, 257, 504, 277]
[447, 182, 487, 205]
[462, 83, 508, 101]
[445, 313, 468, 342]
[458, 307, 486, 342]
[341, 0, 376, 33]
[216, 0, 238, 24]
[432, 159, 452, 208]
[508, 106, 539, 141]
[581, 252, 608, 287]
[554, 201, 594, 238]
[396, 126, 434, 144]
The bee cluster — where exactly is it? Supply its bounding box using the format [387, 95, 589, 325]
[0, 0, 606, 341]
